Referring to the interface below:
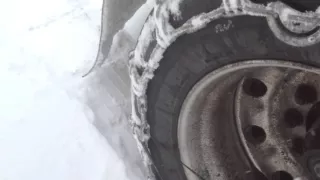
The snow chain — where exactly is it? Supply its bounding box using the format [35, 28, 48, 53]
[129, 0, 320, 179]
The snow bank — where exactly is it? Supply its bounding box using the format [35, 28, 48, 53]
[0, 0, 140, 180]
[83, 30, 147, 180]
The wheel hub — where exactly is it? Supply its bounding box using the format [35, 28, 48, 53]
[178, 60, 320, 180]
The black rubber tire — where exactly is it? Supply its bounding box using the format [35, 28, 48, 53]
[147, 15, 320, 180]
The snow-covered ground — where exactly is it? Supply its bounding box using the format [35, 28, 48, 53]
[0, 0, 149, 179]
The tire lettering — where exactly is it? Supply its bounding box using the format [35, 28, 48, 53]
[215, 20, 234, 33]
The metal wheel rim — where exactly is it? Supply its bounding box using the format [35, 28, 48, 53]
[177, 60, 320, 180]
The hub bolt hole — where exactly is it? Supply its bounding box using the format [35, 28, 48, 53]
[245, 125, 266, 145]
[271, 171, 293, 180]
[295, 84, 317, 105]
[245, 171, 268, 180]
[243, 78, 267, 98]
[284, 108, 304, 128]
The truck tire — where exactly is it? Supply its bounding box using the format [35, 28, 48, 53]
[146, 14, 320, 180]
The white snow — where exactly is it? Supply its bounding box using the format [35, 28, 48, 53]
[84, 30, 148, 180]
[223, 0, 231, 12]
[166, 0, 183, 18]
[0, 0, 142, 180]
[230, 0, 238, 8]
[191, 16, 205, 27]
[279, 7, 300, 22]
